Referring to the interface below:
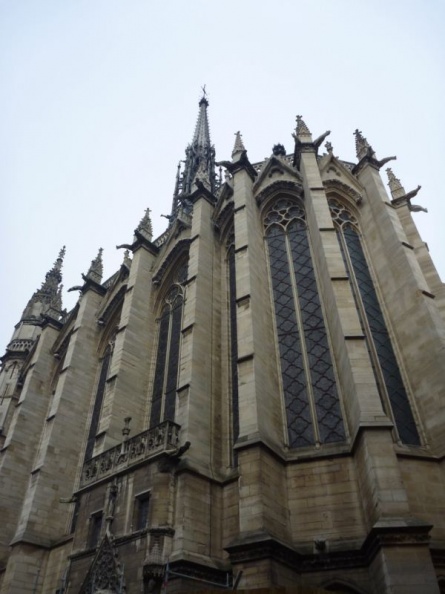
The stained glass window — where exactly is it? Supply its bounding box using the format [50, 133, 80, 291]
[329, 199, 420, 445]
[84, 346, 111, 461]
[149, 262, 187, 427]
[265, 197, 345, 448]
[227, 232, 239, 461]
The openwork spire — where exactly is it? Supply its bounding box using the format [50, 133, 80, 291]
[232, 131, 246, 158]
[22, 246, 66, 321]
[354, 129, 375, 160]
[137, 207, 153, 241]
[171, 91, 216, 217]
[86, 248, 104, 284]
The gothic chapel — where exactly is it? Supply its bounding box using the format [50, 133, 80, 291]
[1, 95, 445, 594]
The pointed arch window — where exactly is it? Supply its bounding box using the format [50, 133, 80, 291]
[265, 197, 345, 448]
[84, 343, 113, 461]
[150, 262, 187, 427]
[329, 199, 420, 445]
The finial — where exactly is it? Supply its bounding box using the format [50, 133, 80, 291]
[296, 115, 311, 138]
[354, 129, 375, 160]
[136, 208, 153, 241]
[325, 141, 333, 154]
[86, 248, 104, 284]
[232, 131, 246, 158]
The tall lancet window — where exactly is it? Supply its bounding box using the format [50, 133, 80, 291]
[84, 331, 116, 461]
[150, 262, 188, 427]
[227, 231, 239, 456]
[329, 199, 420, 445]
[265, 197, 345, 448]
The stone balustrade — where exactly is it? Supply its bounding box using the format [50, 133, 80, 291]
[80, 420, 180, 488]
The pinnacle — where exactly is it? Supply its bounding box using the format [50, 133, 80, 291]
[232, 131, 246, 158]
[386, 168, 405, 200]
[354, 129, 375, 160]
[21, 247, 66, 322]
[295, 115, 311, 138]
[86, 248, 104, 284]
[137, 207, 153, 241]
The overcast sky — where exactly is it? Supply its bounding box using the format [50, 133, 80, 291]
[1, 0, 444, 352]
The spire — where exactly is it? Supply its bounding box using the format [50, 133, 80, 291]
[85, 248, 104, 284]
[179, 90, 216, 198]
[232, 131, 246, 159]
[22, 246, 66, 321]
[136, 207, 153, 242]
[386, 168, 405, 200]
[354, 129, 375, 160]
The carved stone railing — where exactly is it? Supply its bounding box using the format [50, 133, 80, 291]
[153, 229, 170, 248]
[80, 421, 180, 488]
[6, 338, 35, 353]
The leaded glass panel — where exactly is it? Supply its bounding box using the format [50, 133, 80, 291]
[265, 197, 344, 448]
[163, 295, 183, 421]
[149, 260, 187, 428]
[85, 349, 111, 461]
[267, 225, 314, 447]
[288, 221, 345, 443]
[228, 242, 240, 448]
[329, 199, 420, 445]
[150, 307, 170, 427]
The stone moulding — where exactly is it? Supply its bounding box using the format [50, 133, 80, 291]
[79, 420, 181, 489]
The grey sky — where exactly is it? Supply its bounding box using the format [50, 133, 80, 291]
[1, 0, 444, 352]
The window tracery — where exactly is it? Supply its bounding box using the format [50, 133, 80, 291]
[265, 197, 345, 448]
[329, 198, 420, 445]
[149, 261, 188, 427]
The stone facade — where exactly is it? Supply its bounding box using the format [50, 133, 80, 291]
[0, 100, 445, 594]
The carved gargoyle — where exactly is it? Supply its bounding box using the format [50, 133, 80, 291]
[404, 185, 422, 201]
[376, 155, 397, 168]
[313, 130, 331, 150]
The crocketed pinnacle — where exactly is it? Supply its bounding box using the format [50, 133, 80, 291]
[354, 129, 375, 160]
[137, 207, 153, 241]
[232, 131, 246, 158]
[86, 248, 104, 284]
[295, 115, 312, 138]
[21, 246, 66, 320]
[386, 168, 405, 201]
